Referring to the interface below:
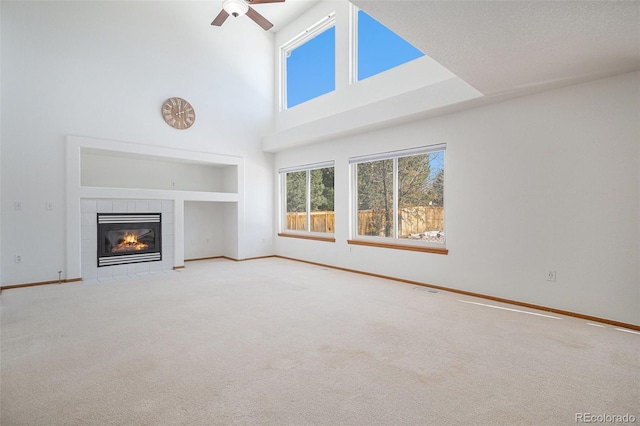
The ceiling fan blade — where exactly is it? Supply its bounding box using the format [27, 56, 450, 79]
[246, 6, 273, 30]
[211, 9, 230, 26]
[248, 0, 285, 4]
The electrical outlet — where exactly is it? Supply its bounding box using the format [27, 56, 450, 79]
[15, 255, 22, 264]
[14, 201, 23, 211]
[546, 270, 556, 282]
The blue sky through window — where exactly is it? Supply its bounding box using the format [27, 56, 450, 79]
[357, 10, 425, 81]
[286, 26, 336, 108]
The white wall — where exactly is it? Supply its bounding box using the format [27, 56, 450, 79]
[274, 72, 640, 326]
[0, 1, 275, 285]
[184, 201, 225, 260]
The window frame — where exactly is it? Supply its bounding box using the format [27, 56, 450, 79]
[349, 144, 447, 254]
[348, 4, 358, 85]
[279, 12, 336, 111]
[279, 161, 336, 242]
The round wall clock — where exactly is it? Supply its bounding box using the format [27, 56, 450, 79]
[161, 97, 195, 130]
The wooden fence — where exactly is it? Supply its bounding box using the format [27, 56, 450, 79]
[286, 211, 335, 233]
[401, 205, 443, 236]
[285, 206, 443, 236]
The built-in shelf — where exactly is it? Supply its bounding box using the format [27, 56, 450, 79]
[79, 186, 239, 203]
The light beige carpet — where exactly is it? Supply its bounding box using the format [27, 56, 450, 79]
[1, 257, 638, 425]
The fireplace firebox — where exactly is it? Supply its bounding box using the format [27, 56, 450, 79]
[97, 213, 161, 267]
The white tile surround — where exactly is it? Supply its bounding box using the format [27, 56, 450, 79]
[81, 199, 175, 281]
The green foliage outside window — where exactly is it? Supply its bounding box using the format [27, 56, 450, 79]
[311, 168, 334, 212]
[356, 152, 444, 241]
[357, 159, 394, 237]
[285, 166, 335, 233]
[286, 171, 306, 213]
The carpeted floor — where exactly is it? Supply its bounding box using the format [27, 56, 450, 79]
[1, 257, 638, 425]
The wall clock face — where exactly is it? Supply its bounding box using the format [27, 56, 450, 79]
[161, 97, 195, 130]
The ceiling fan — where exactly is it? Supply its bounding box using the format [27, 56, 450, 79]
[211, 0, 285, 31]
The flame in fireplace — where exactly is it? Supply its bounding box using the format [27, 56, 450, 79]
[112, 232, 149, 252]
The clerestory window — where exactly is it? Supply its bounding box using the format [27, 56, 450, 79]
[280, 13, 336, 109]
[279, 7, 426, 111]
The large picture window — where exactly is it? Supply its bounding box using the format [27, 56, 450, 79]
[350, 145, 445, 252]
[280, 162, 335, 239]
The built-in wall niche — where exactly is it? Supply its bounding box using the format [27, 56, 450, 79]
[184, 201, 227, 260]
[80, 148, 238, 193]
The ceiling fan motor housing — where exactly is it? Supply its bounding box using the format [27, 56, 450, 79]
[223, 0, 249, 18]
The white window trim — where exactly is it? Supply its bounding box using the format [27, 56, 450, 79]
[279, 12, 336, 112]
[279, 161, 335, 237]
[349, 3, 358, 85]
[349, 144, 446, 249]
[279, 161, 334, 174]
[348, 144, 446, 165]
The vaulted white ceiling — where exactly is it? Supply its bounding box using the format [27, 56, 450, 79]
[350, 0, 640, 97]
[253, 0, 320, 31]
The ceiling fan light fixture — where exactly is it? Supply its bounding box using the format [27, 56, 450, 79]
[223, 0, 249, 18]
